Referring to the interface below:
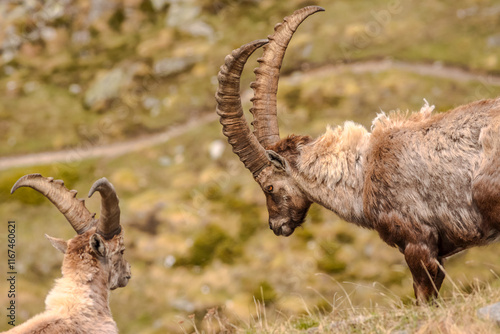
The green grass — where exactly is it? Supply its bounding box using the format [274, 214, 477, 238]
[179, 282, 500, 333]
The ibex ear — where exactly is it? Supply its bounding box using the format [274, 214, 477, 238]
[90, 234, 106, 258]
[266, 150, 289, 172]
[45, 234, 68, 254]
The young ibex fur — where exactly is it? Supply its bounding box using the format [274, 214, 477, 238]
[7, 174, 131, 333]
[215, 6, 500, 302]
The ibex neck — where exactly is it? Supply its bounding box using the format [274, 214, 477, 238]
[295, 122, 371, 227]
[45, 256, 112, 319]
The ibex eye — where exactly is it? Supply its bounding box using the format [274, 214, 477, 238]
[267, 185, 273, 192]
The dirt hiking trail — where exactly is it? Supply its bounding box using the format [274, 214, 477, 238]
[1, 60, 499, 171]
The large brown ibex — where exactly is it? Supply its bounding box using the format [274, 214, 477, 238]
[7, 174, 131, 334]
[215, 6, 500, 302]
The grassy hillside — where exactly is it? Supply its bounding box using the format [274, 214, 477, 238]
[189, 282, 500, 333]
[1, 0, 500, 333]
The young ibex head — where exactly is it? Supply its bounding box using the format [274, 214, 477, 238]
[215, 6, 323, 236]
[11, 174, 131, 290]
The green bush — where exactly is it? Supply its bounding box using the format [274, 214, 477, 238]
[308, 205, 324, 224]
[252, 280, 277, 305]
[335, 230, 355, 244]
[215, 238, 243, 265]
[295, 226, 315, 242]
[317, 241, 347, 274]
[108, 7, 125, 32]
[238, 207, 261, 242]
[206, 188, 262, 242]
[177, 224, 239, 267]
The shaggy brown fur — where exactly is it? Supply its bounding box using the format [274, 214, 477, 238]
[257, 99, 500, 302]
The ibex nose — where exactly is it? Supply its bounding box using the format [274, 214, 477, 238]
[126, 263, 132, 280]
[272, 228, 282, 236]
[269, 220, 283, 236]
[269, 219, 294, 237]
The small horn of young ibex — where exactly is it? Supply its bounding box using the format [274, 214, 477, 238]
[7, 174, 131, 333]
[216, 6, 500, 303]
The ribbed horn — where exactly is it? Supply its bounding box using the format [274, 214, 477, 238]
[11, 174, 95, 234]
[250, 6, 325, 148]
[216, 39, 271, 178]
[88, 177, 121, 240]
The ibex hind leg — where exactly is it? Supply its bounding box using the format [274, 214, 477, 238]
[473, 171, 500, 231]
[473, 122, 500, 230]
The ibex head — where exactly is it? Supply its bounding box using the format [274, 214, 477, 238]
[11, 174, 131, 290]
[215, 6, 323, 236]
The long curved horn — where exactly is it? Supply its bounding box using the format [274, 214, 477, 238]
[216, 39, 271, 178]
[11, 174, 95, 234]
[250, 6, 325, 148]
[88, 177, 121, 240]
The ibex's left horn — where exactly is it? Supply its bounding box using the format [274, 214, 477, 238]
[11, 174, 96, 234]
[88, 178, 121, 240]
[250, 6, 324, 149]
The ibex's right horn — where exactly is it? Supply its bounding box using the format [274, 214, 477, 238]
[88, 178, 121, 240]
[216, 39, 270, 178]
[11, 174, 96, 234]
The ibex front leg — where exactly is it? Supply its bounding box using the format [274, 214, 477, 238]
[404, 243, 445, 303]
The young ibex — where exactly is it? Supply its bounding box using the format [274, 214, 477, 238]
[215, 6, 500, 302]
[7, 174, 131, 333]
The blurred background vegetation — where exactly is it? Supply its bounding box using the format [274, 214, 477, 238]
[1, 0, 500, 333]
